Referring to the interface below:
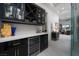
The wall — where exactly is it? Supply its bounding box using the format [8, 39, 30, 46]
[12, 24, 38, 36]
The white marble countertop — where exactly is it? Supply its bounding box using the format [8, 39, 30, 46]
[0, 32, 47, 43]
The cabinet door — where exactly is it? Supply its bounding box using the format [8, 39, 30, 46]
[15, 3, 24, 21]
[16, 45, 28, 56]
[24, 3, 37, 24]
[0, 3, 5, 19]
[8, 47, 15, 56]
[36, 7, 46, 25]
[0, 42, 8, 56]
[0, 42, 15, 56]
[41, 10, 46, 24]
[40, 34, 48, 52]
[3, 4, 16, 19]
[36, 7, 42, 24]
[19, 39, 28, 56]
[11, 38, 28, 56]
[1, 3, 24, 22]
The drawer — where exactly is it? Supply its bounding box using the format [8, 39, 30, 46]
[9, 38, 27, 46]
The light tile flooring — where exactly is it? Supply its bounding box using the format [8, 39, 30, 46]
[38, 34, 71, 56]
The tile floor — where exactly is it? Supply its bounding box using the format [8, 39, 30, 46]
[37, 34, 71, 56]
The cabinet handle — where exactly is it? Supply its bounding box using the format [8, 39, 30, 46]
[13, 43, 21, 46]
[17, 49, 19, 56]
[15, 50, 16, 56]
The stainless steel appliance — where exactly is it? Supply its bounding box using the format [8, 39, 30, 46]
[28, 36, 40, 56]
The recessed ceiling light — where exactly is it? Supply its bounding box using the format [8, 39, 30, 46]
[62, 7, 65, 10]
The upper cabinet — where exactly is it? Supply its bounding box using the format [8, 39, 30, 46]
[0, 4, 5, 19]
[14, 4, 24, 21]
[24, 3, 46, 25]
[36, 6, 46, 25]
[0, 3, 24, 22]
[24, 3, 37, 25]
[4, 4, 16, 19]
[0, 3, 46, 25]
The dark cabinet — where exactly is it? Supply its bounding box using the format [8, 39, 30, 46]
[0, 42, 15, 56]
[24, 3, 38, 25]
[0, 3, 46, 25]
[0, 4, 5, 19]
[28, 36, 40, 56]
[0, 38, 28, 56]
[40, 34, 48, 52]
[4, 4, 16, 20]
[0, 3, 16, 20]
[24, 3, 46, 25]
[0, 3, 24, 22]
[36, 7, 46, 25]
[10, 38, 28, 56]
[24, 4, 36, 22]
[14, 3, 24, 21]
[0, 34, 48, 56]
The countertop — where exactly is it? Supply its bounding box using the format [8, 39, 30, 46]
[0, 32, 47, 43]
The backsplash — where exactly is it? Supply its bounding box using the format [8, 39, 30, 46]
[12, 24, 38, 36]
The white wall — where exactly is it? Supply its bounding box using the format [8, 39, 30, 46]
[12, 24, 38, 36]
[36, 3, 59, 42]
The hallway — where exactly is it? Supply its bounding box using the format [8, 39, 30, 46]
[38, 34, 71, 56]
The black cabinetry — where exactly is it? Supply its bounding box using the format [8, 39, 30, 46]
[0, 3, 46, 25]
[24, 3, 46, 25]
[0, 38, 28, 56]
[10, 38, 28, 56]
[36, 6, 46, 25]
[28, 36, 40, 56]
[0, 34, 48, 56]
[0, 4, 5, 19]
[0, 3, 24, 22]
[24, 3, 37, 24]
[0, 42, 12, 56]
[40, 34, 48, 52]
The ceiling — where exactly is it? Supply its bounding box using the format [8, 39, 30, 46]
[50, 3, 71, 20]
[36, 3, 71, 21]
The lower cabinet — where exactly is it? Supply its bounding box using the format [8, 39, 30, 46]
[40, 34, 48, 52]
[11, 39, 28, 56]
[0, 38, 28, 56]
[0, 34, 48, 56]
[0, 42, 11, 56]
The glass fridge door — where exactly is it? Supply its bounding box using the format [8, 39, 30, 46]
[71, 3, 79, 56]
